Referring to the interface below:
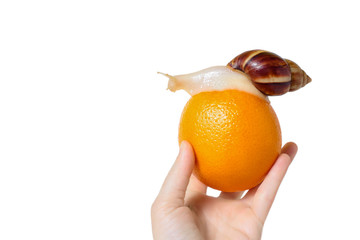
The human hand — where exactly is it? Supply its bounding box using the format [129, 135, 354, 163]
[151, 141, 297, 240]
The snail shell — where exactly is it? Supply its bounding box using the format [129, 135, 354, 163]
[227, 50, 311, 96]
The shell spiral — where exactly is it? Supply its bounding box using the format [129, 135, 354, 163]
[227, 50, 311, 96]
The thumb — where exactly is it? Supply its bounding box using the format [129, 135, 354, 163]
[156, 141, 195, 207]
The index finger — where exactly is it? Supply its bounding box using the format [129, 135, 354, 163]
[155, 141, 195, 207]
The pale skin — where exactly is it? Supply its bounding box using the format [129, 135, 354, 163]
[151, 141, 298, 240]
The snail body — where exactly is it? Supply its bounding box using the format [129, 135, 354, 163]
[228, 50, 311, 95]
[160, 49, 311, 97]
[159, 66, 268, 101]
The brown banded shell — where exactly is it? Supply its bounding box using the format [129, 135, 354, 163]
[227, 50, 311, 96]
[285, 59, 312, 92]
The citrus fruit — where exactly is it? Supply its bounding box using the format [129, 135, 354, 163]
[162, 65, 282, 192]
[179, 90, 281, 192]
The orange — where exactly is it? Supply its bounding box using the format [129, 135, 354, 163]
[179, 90, 282, 192]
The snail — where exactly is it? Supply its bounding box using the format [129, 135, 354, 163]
[227, 50, 311, 96]
[160, 49, 311, 99]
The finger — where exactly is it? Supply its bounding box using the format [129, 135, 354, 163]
[281, 142, 298, 159]
[243, 142, 297, 204]
[156, 141, 195, 207]
[187, 174, 207, 194]
[251, 142, 298, 223]
[219, 191, 245, 200]
[241, 185, 259, 205]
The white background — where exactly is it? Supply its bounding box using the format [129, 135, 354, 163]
[1, 0, 359, 239]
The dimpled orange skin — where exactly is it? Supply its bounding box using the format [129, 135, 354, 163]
[179, 90, 282, 192]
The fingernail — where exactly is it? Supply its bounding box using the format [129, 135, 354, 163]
[282, 142, 298, 159]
